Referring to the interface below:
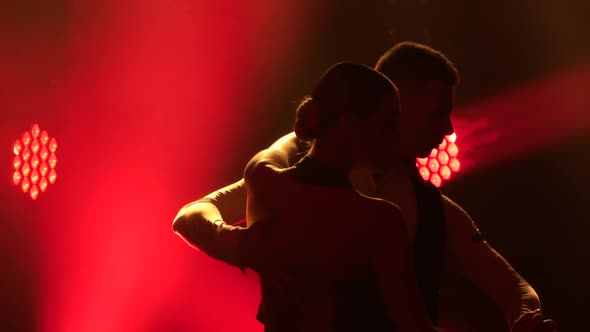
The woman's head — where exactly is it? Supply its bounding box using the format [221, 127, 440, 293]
[294, 63, 400, 169]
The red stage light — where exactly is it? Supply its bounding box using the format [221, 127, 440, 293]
[22, 132, 31, 146]
[39, 177, 48, 192]
[13, 170, 22, 185]
[416, 133, 461, 187]
[48, 169, 57, 184]
[40, 131, 49, 145]
[40, 146, 49, 161]
[21, 178, 31, 192]
[437, 151, 449, 165]
[22, 162, 31, 177]
[40, 162, 49, 177]
[48, 154, 57, 169]
[31, 139, 40, 154]
[49, 138, 58, 153]
[11, 124, 58, 200]
[430, 173, 442, 188]
[13, 140, 23, 155]
[449, 158, 461, 172]
[30, 185, 39, 200]
[419, 166, 430, 179]
[427, 159, 440, 173]
[440, 165, 452, 180]
[31, 124, 40, 138]
[22, 147, 31, 161]
[31, 170, 40, 184]
[31, 155, 40, 169]
[13, 155, 22, 169]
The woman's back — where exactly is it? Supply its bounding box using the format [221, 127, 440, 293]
[247, 157, 400, 331]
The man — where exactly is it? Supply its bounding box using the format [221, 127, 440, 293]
[173, 42, 557, 331]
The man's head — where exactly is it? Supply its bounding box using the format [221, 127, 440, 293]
[375, 41, 459, 158]
[294, 62, 400, 169]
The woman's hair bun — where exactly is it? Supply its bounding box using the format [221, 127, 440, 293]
[294, 96, 320, 141]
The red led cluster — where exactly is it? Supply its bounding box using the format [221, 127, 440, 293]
[416, 133, 460, 188]
[12, 124, 58, 200]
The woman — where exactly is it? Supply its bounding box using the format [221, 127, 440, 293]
[242, 62, 438, 332]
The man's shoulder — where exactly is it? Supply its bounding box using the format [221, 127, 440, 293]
[356, 188, 399, 206]
[244, 155, 287, 188]
[356, 191, 404, 223]
[441, 194, 472, 223]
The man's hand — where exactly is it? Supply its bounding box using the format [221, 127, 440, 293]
[511, 309, 558, 332]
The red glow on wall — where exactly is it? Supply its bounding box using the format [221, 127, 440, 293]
[11, 124, 58, 200]
[29, 1, 326, 332]
[416, 132, 461, 187]
[450, 61, 590, 173]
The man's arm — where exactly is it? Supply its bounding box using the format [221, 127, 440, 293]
[374, 201, 439, 332]
[244, 132, 310, 224]
[443, 195, 557, 331]
[243, 146, 290, 224]
[172, 180, 247, 266]
[172, 132, 308, 265]
[265, 131, 311, 167]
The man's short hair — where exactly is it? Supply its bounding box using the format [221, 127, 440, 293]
[375, 41, 459, 85]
